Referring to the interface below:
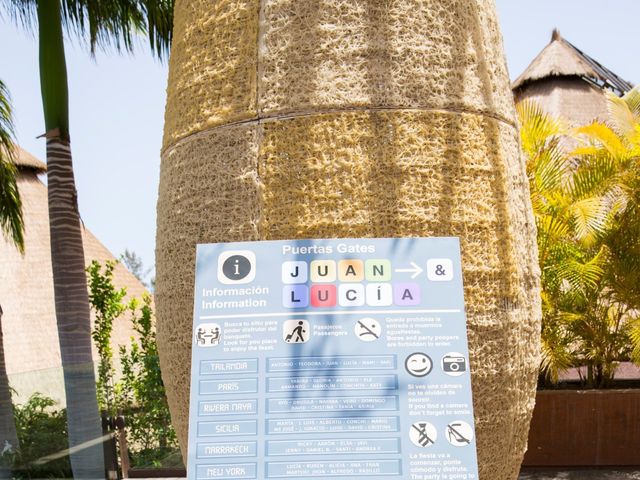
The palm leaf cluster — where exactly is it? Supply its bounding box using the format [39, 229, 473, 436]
[2, 0, 173, 58]
[0, 79, 23, 253]
[519, 89, 640, 388]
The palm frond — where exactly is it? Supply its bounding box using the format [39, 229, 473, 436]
[567, 197, 610, 241]
[0, 79, 24, 253]
[517, 100, 566, 158]
[622, 85, 640, 120]
[140, 0, 173, 59]
[3, 0, 173, 60]
[568, 153, 618, 199]
[575, 122, 627, 161]
[533, 141, 569, 193]
[540, 326, 574, 384]
[536, 213, 570, 245]
[553, 246, 606, 293]
[62, 0, 172, 59]
[607, 90, 637, 138]
[0, 0, 37, 31]
[629, 315, 640, 365]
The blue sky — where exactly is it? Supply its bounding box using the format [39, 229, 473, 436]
[1, 1, 638, 273]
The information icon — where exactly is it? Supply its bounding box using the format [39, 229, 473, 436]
[409, 421, 437, 447]
[405, 353, 433, 377]
[217, 250, 256, 284]
[446, 421, 474, 447]
[354, 318, 381, 342]
[283, 320, 309, 343]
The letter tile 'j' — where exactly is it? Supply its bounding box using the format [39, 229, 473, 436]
[282, 261, 308, 284]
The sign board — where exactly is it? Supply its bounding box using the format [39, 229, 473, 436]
[188, 237, 479, 480]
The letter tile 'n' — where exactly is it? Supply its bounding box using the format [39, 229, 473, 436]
[365, 259, 391, 281]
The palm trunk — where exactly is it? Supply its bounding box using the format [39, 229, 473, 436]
[46, 137, 105, 479]
[37, 1, 105, 477]
[0, 306, 18, 479]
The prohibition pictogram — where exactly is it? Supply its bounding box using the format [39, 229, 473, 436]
[355, 318, 381, 342]
[446, 421, 474, 447]
[409, 421, 437, 447]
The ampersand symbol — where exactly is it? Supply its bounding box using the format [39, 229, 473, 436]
[435, 264, 446, 276]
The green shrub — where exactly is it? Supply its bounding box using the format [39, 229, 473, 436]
[11, 393, 71, 478]
[87, 261, 180, 469]
[119, 294, 178, 467]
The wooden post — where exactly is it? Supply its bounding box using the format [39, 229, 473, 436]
[115, 413, 130, 479]
[101, 411, 119, 479]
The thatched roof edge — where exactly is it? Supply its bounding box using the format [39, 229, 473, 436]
[15, 147, 47, 173]
[512, 29, 634, 95]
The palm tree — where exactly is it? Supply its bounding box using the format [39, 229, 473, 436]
[0, 78, 23, 478]
[2, 2, 172, 477]
[518, 94, 640, 387]
[579, 87, 640, 376]
[518, 100, 610, 383]
[593, 88, 640, 310]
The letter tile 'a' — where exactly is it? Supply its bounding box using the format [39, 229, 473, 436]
[338, 260, 364, 282]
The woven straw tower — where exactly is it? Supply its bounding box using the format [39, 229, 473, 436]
[157, 1, 541, 478]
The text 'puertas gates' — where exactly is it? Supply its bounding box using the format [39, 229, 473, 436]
[187, 237, 479, 480]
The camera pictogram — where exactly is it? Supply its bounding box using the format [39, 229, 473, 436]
[441, 352, 467, 376]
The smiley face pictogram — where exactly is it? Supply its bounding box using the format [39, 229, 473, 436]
[405, 352, 433, 377]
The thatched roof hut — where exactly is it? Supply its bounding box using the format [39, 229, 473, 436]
[513, 29, 633, 126]
[0, 148, 148, 405]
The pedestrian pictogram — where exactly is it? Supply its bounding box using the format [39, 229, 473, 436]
[195, 323, 222, 347]
[354, 318, 381, 342]
[409, 421, 437, 447]
[283, 320, 309, 343]
[446, 421, 474, 447]
[405, 353, 433, 377]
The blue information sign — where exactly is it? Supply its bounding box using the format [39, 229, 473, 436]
[188, 237, 479, 480]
